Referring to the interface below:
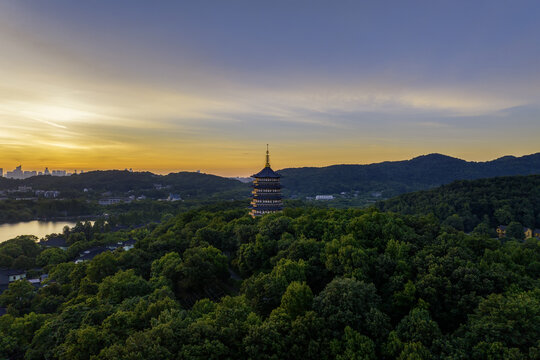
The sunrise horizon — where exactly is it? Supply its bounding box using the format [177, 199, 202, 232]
[2, 149, 539, 178]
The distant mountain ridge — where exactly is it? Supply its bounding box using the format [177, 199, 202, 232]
[277, 152, 540, 197]
[1, 152, 539, 200]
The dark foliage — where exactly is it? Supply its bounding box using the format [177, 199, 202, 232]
[377, 175, 540, 232]
[0, 170, 249, 197]
[0, 200, 538, 359]
[0, 199, 98, 224]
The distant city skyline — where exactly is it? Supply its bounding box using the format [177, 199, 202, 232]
[1, 165, 74, 179]
[0, 1, 539, 176]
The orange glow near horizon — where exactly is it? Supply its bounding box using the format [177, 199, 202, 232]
[1, 143, 538, 177]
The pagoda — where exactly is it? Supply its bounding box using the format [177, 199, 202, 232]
[250, 145, 283, 217]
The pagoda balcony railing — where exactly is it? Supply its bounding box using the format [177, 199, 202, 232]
[252, 188, 281, 192]
[251, 197, 283, 202]
[252, 190, 282, 195]
[251, 200, 283, 205]
[251, 183, 282, 189]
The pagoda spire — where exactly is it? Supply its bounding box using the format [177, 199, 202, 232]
[265, 144, 270, 168]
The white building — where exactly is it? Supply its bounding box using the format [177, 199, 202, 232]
[167, 193, 182, 201]
[315, 195, 334, 200]
[98, 198, 125, 206]
[44, 191, 60, 199]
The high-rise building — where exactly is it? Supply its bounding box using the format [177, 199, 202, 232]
[0, 168, 3, 177]
[250, 145, 283, 217]
[6, 165, 24, 179]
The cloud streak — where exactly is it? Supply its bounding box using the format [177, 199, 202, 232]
[0, 1, 538, 175]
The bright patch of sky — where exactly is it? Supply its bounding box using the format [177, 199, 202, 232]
[0, 1, 539, 175]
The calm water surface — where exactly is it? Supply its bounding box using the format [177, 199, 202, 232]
[0, 221, 78, 243]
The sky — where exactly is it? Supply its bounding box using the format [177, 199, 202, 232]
[0, 1, 539, 176]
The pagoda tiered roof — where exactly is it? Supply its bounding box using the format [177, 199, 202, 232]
[251, 182, 282, 189]
[251, 166, 281, 178]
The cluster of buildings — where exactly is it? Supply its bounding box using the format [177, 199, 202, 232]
[98, 198, 131, 206]
[73, 239, 136, 264]
[97, 193, 181, 206]
[0, 165, 75, 179]
[34, 190, 61, 199]
[0, 236, 137, 297]
[497, 225, 540, 239]
[0, 186, 61, 201]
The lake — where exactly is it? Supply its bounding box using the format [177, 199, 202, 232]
[0, 221, 79, 243]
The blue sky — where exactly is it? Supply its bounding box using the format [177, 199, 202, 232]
[0, 1, 539, 175]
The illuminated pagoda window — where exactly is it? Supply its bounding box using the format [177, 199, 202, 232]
[250, 145, 283, 217]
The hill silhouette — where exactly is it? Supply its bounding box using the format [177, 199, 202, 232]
[0, 170, 249, 199]
[278, 152, 540, 197]
[2, 152, 539, 200]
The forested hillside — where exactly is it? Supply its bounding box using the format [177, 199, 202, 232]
[378, 175, 540, 232]
[0, 171, 250, 223]
[279, 152, 540, 197]
[3, 153, 540, 202]
[1, 204, 539, 359]
[0, 170, 250, 199]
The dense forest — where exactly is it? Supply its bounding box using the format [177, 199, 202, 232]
[279, 152, 540, 197]
[1, 203, 538, 359]
[0, 170, 250, 224]
[0, 170, 250, 199]
[377, 175, 540, 232]
[0, 197, 250, 225]
[0, 200, 99, 224]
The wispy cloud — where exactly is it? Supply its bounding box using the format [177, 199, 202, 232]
[414, 121, 451, 128]
[0, 2, 538, 175]
[21, 114, 68, 129]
